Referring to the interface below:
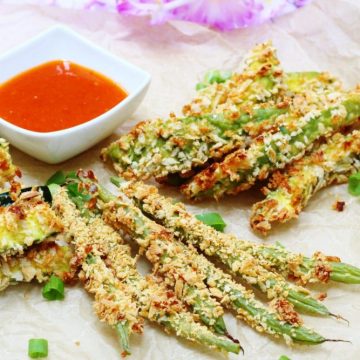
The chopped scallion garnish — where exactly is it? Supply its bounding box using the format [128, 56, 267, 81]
[204, 70, 232, 84]
[28, 338, 48, 358]
[195, 82, 207, 91]
[195, 212, 227, 232]
[348, 172, 360, 196]
[46, 171, 66, 186]
[46, 170, 78, 186]
[42, 275, 65, 301]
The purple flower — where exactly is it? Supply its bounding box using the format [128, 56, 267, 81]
[35, 0, 311, 31]
[116, 0, 312, 31]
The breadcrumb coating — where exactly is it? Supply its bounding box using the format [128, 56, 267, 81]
[251, 130, 360, 234]
[53, 189, 142, 330]
[0, 190, 63, 257]
[102, 42, 286, 181]
[101, 194, 328, 343]
[53, 188, 239, 353]
[0, 138, 18, 189]
[0, 235, 77, 291]
[182, 89, 360, 200]
[119, 181, 332, 318]
[119, 180, 356, 286]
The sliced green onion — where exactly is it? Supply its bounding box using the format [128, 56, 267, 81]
[46, 170, 78, 186]
[279, 125, 289, 134]
[348, 172, 360, 196]
[115, 321, 131, 356]
[28, 339, 48, 358]
[46, 171, 66, 186]
[278, 356, 291, 360]
[195, 70, 232, 90]
[195, 82, 207, 91]
[86, 253, 96, 265]
[204, 70, 232, 85]
[195, 212, 227, 232]
[66, 183, 91, 201]
[42, 275, 65, 301]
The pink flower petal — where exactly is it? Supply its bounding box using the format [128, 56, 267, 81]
[116, 0, 312, 31]
[27, 0, 311, 31]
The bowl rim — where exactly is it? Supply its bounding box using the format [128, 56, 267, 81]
[0, 25, 151, 138]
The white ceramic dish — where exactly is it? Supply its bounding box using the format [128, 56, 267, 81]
[0, 25, 151, 164]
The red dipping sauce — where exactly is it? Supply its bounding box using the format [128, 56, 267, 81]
[0, 60, 127, 132]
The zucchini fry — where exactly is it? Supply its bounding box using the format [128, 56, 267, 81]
[248, 244, 360, 285]
[88, 217, 241, 354]
[0, 235, 76, 292]
[52, 187, 240, 355]
[103, 109, 284, 183]
[117, 180, 360, 286]
[116, 180, 333, 316]
[100, 198, 230, 335]
[183, 41, 284, 118]
[138, 275, 241, 354]
[0, 138, 18, 188]
[103, 48, 341, 184]
[102, 41, 286, 181]
[250, 130, 360, 235]
[53, 187, 145, 356]
[184, 66, 341, 122]
[0, 189, 63, 257]
[181, 89, 360, 200]
[80, 178, 328, 345]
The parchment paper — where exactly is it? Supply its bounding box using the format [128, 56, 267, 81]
[0, 1, 359, 359]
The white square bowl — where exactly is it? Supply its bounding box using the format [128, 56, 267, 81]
[0, 25, 151, 164]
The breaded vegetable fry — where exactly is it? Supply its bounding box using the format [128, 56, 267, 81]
[87, 217, 240, 354]
[77, 174, 326, 344]
[181, 90, 360, 200]
[52, 187, 240, 355]
[138, 276, 241, 354]
[103, 39, 344, 186]
[0, 189, 63, 257]
[103, 109, 285, 183]
[251, 130, 360, 234]
[231, 71, 343, 138]
[99, 196, 229, 335]
[53, 187, 145, 355]
[102, 42, 286, 181]
[0, 236, 76, 292]
[115, 180, 332, 316]
[183, 41, 284, 118]
[123, 179, 360, 285]
[247, 243, 360, 285]
[98, 183, 327, 345]
[0, 138, 18, 188]
[116, 180, 360, 286]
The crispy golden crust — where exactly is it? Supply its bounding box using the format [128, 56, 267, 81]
[0, 191, 63, 257]
[120, 181, 312, 308]
[182, 89, 360, 200]
[54, 189, 239, 352]
[102, 42, 286, 182]
[0, 235, 77, 291]
[125, 181, 337, 285]
[101, 195, 307, 337]
[0, 138, 19, 189]
[183, 42, 284, 118]
[250, 130, 360, 234]
[53, 189, 142, 330]
[102, 201, 225, 323]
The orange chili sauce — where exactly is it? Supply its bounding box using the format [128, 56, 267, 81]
[0, 60, 127, 132]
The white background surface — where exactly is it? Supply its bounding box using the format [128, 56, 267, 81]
[0, 1, 359, 359]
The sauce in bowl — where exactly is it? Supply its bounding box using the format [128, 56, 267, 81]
[0, 60, 127, 132]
